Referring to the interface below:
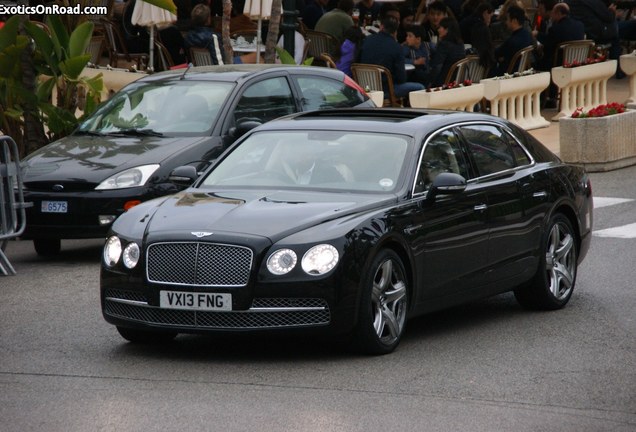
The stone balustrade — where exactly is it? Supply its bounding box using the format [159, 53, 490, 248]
[551, 60, 617, 121]
[619, 54, 636, 109]
[481, 72, 550, 130]
[409, 84, 484, 111]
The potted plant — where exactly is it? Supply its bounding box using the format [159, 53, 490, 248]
[409, 79, 485, 111]
[559, 102, 636, 171]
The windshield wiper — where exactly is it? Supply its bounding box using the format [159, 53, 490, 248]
[108, 128, 164, 137]
[74, 130, 104, 136]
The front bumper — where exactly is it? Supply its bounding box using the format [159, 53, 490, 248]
[21, 187, 153, 240]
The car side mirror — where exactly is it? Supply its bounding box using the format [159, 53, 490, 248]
[427, 172, 467, 202]
[168, 166, 198, 187]
[227, 118, 262, 144]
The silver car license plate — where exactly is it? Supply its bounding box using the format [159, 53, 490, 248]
[41, 201, 68, 213]
[159, 291, 232, 311]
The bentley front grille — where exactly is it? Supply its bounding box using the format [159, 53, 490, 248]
[103, 289, 331, 329]
[146, 242, 253, 286]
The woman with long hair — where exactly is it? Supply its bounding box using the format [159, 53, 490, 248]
[429, 17, 466, 86]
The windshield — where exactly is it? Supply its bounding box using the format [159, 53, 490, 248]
[201, 130, 410, 192]
[77, 81, 234, 135]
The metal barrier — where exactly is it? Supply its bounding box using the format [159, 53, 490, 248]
[1, 136, 31, 276]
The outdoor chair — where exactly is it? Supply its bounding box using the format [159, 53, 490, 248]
[351, 63, 403, 107]
[318, 52, 337, 69]
[189, 47, 213, 66]
[99, 18, 148, 69]
[506, 45, 534, 74]
[305, 30, 338, 60]
[553, 39, 596, 67]
[444, 57, 471, 84]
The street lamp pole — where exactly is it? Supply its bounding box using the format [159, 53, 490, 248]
[282, 0, 297, 57]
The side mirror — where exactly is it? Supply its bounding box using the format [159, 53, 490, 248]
[168, 165, 198, 187]
[427, 172, 467, 202]
[227, 118, 262, 143]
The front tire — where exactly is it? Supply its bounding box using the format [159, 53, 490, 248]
[116, 326, 178, 344]
[33, 239, 61, 256]
[515, 213, 577, 310]
[354, 249, 408, 355]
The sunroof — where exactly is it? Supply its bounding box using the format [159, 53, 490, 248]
[293, 109, 429, 122]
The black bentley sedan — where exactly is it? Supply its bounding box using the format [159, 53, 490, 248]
[101, 109, 593, 354]
[20, 65, 372, 255]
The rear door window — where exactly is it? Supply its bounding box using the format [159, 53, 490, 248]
[295, 76, 365, 111]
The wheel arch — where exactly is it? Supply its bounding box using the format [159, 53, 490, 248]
[550, 202, 581, 254]
[373, 237, 416, 311]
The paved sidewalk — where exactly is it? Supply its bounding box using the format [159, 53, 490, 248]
[528, 77, 632, 156]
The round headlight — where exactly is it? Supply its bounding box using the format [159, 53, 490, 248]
[301, 244, 339, 275]
[103, 236, 122, 267]
[267, 249, 298, 275]
[122, 242, 140, 269]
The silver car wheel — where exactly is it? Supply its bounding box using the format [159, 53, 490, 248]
[371, 258, 407, 346]
[545, 222, 576, 301]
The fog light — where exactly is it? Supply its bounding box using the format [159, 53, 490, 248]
[98, 215, 117, 226]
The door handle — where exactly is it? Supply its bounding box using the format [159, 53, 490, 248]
[533, 191, 547, 198]
[474, 204, 487, 211]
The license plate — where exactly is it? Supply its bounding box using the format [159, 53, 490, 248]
[41, 201, 68, 213]
[159, 291, 232, 311]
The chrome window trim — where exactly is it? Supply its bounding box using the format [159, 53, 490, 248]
[411, 120, 537, 197]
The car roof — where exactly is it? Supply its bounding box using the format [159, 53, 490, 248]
[254, 108, 507, 137]
[137, 64, 346, 84]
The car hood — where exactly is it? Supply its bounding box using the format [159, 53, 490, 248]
[141, 189, 396, 241]
[21, 135, 209, 183]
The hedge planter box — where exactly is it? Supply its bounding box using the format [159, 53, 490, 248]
[619, 54, 636, 108]
[482, 72, 550, 130]
[551, 60, 617, 121]
[559, 109, 636, 172]
[409, 83, 484, 111]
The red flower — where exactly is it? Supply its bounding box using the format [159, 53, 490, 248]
[570, 103, 626, 118]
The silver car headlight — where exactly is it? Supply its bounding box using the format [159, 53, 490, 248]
[122, 242, 140, 269]
[301, 244, 339, 275]
[103, 236, 122, 267]
[95, 164, 160, 190]
[267, 249, 298, 275]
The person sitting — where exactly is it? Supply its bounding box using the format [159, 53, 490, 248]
[303, 0, 330, 30]
[402, 25, 432, 86]
[429, 17, 467, 86]
[315, 0, 355, 43]
[494, 5, 534, 75]
[421, 1, 449, 47]
[565, 0, 621, 68]
[184, 3, 226, 64]
[460, 1, 496, 75]
[336, 26, 366, 76]
[359, 16, 425, 99]
[535, 2, 585, 70]
[184, 4, 261, 65]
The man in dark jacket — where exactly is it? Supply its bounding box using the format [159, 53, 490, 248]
[359, 17, 424, 98]
[565, 0, 620, 61]
[184, 3, 226, 65]
[536, 3, 585, 69]
[495, 5, 534, 75]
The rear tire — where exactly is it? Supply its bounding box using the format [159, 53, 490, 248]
[514, 213, 577, 310]
[33, 239, 61, 256]
[116, 326, 178, 344]
[353, 249, 408, 355]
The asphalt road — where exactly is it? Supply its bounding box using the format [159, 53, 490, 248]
[1, 167, 635, 432]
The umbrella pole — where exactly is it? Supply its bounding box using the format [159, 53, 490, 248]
[148, 25, 155, 72]
[256, 18, 262, 63]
